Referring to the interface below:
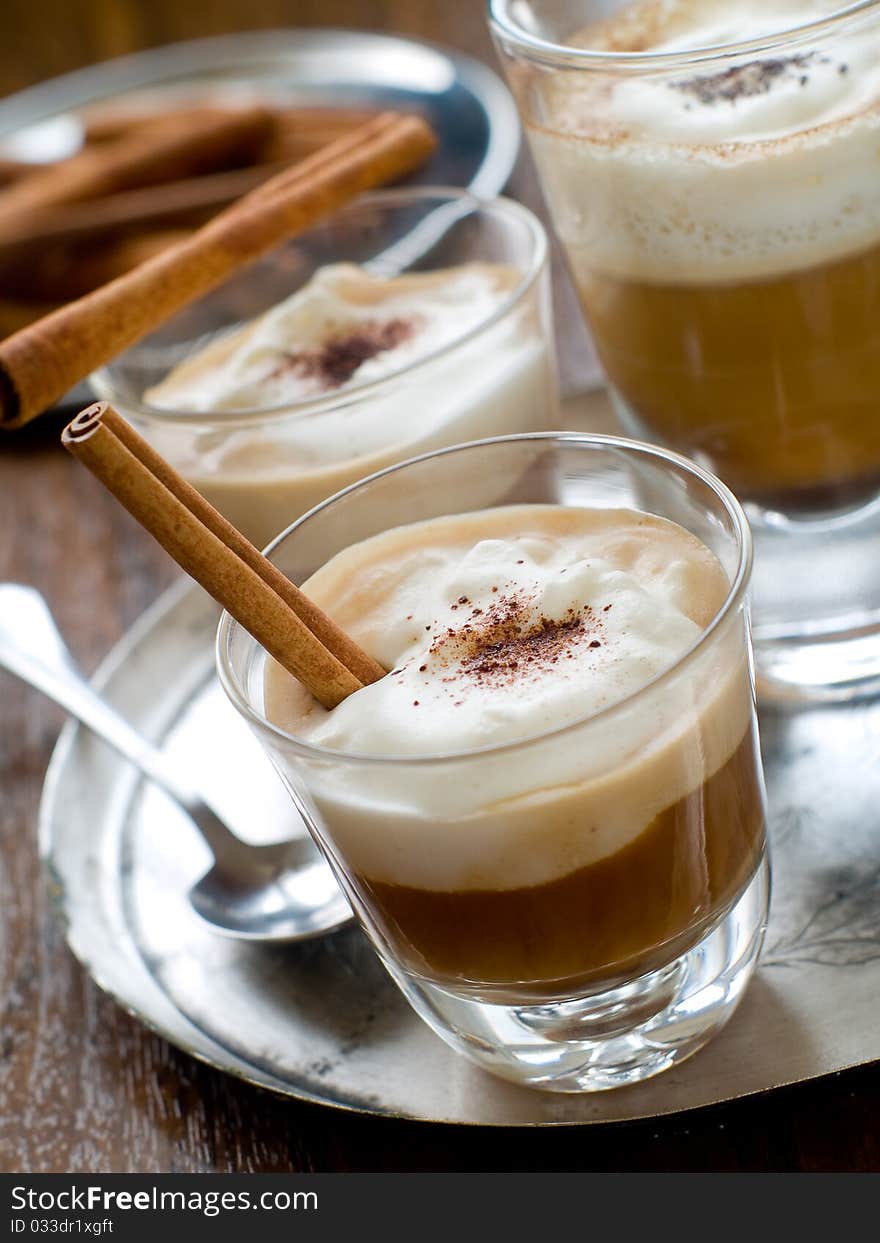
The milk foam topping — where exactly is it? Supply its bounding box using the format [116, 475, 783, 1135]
[139, 258, 550, 532]
[531, 0, 880, 281]
[148, 262, 519, 412]
[300, 513, 707, 755]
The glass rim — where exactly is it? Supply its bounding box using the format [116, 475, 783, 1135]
[487, 0, 880, 71]
[90, 186, 548, 428]
[216, 431, 754, 767]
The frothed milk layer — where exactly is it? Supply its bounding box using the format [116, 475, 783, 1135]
[528, 0, 880, 281]
[265, 505, 752, 891]
[281, 507, 719, 753]
[131, 262, 553, 546]
[148, 263, 521, 414]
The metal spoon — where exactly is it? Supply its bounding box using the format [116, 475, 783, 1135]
[0, 583, 353, 942]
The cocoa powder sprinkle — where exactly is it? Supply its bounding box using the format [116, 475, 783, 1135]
[671, 53, 817, 106]
[266, 316, 415, 391]
[424, 590, 606, 692]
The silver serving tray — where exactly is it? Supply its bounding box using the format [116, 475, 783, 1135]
[39, 578, 880, 1125]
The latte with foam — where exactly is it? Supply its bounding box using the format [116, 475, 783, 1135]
[516, 0, 880, 508]
[265, 504, 765, 999]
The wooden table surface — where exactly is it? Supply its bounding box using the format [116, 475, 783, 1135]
[1, 0, 878, 1174]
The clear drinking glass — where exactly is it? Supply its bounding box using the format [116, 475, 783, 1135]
[217, 433, 769, 1092]
[91, 187, 557, 549]
[488, 0, 880, 701]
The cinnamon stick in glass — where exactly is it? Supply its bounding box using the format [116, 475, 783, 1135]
[98, 403, 385, 689]
[63, 402, 383, 709]
[0, 111, 435, 430]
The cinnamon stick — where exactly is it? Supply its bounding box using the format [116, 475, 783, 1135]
[0, 164, 280, 256]
[99, 403, 385, 688]
[0, 111, 435, 429]
[0, 157, 37, 185]
[83, 103, 380, 147]
[0, 105, 274, 242]
[82, 104, 246, 144]
[63, 402, 380, 709]
[258, 107, 385, 162]
[0, 229, 194, 303]
[0, 296, 59, 336]
[0, 110, 396, 256]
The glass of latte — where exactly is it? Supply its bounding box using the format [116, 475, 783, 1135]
[217, 433, 769, 1092]
[91, 188, 556, 549]
[489, 0, 880, 700]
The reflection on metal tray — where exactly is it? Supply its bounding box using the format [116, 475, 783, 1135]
[0, 28, 521, 412]
[40, 577, 880, 1125]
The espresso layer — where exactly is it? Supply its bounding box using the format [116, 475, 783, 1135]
[362, 726, 765, 998]
[580, 235, 880, 503]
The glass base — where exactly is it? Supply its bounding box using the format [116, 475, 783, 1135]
[383, 855, 769, 1093]
[608, 388, 880, 703]
[747, 500, 880, 703]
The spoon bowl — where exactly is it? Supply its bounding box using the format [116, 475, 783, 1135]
[0, 582, 353, 942]
[190, 847, 351, 942]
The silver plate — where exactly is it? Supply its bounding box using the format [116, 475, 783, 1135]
[40, 580, 880, 1125]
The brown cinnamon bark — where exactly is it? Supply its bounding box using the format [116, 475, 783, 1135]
[0, 107, 390, 255]
[62, 402, 380, 709]
[0, 296, 59, 336]
[0, 229, 193, 302]
[0, 106, 275, 242]
[0, 164, 279, 256]
[82, 103, 379, 148]
[0, 157, 37, 185]
[99, 404, 385, 688]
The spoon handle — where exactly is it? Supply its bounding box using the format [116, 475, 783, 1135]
[0, 583, 241, 861]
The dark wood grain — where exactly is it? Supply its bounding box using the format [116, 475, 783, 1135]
[0, 0, 878, 1175]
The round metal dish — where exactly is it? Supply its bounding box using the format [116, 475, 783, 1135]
[39, 578, 880, 1125]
